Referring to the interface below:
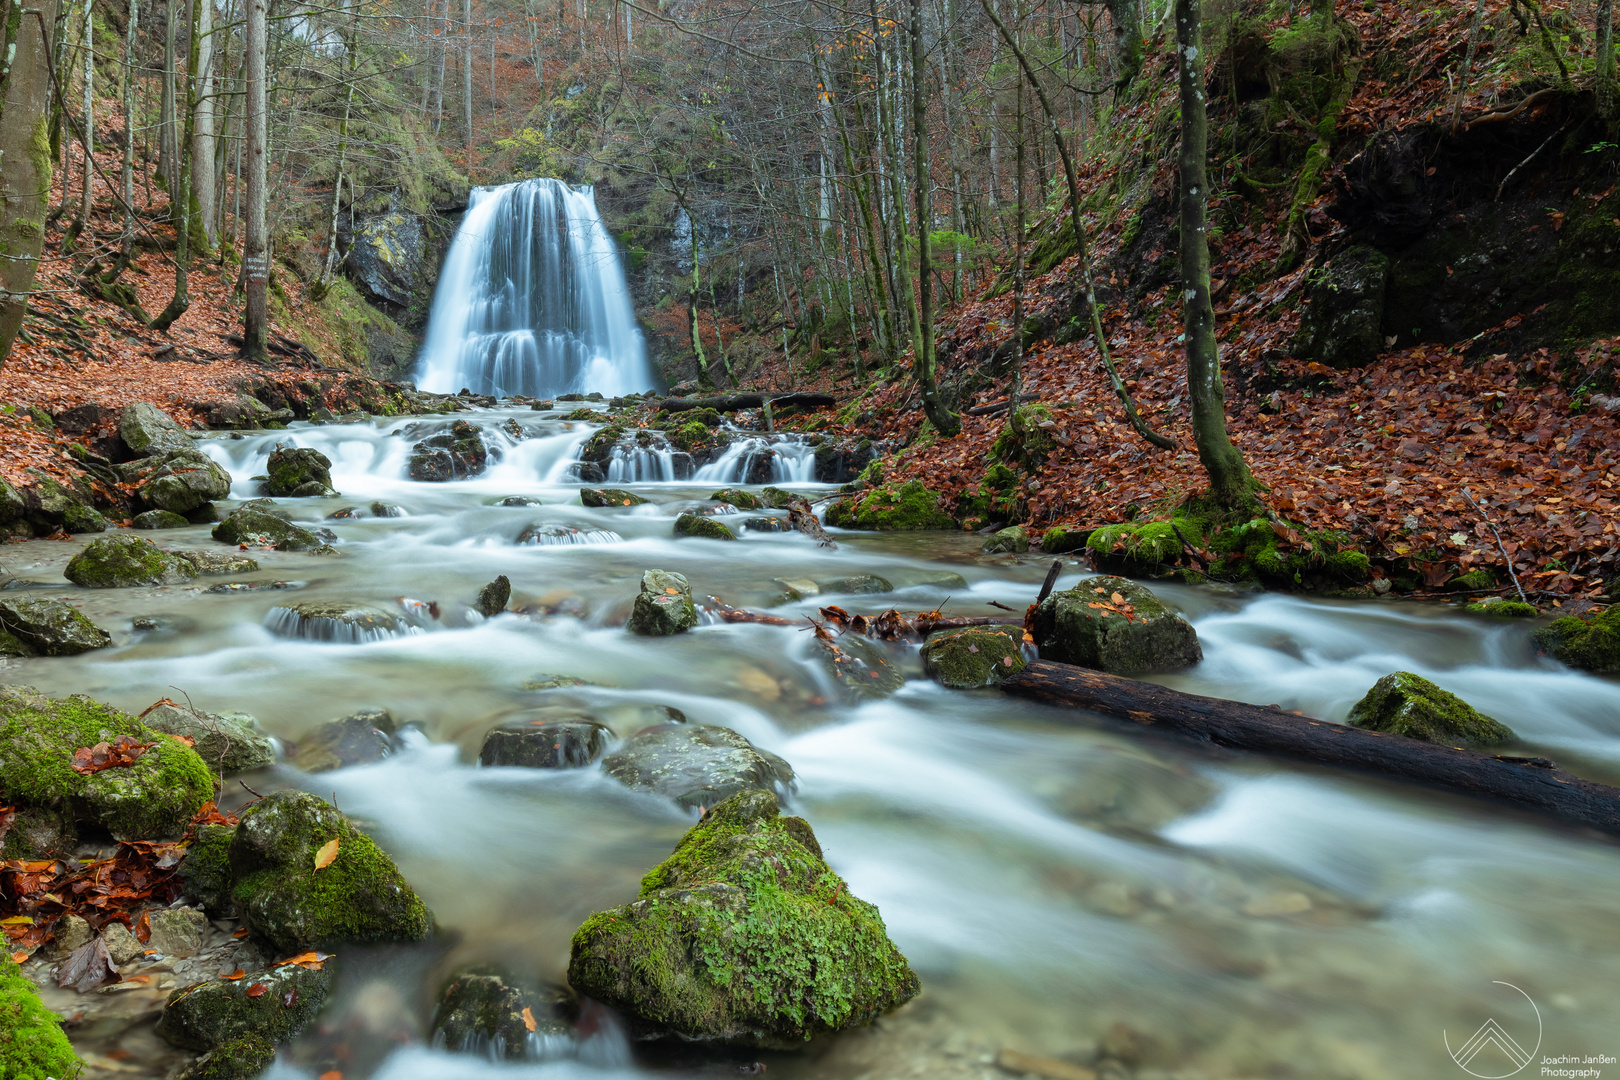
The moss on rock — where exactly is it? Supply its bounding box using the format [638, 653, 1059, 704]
[1206, 518, 1370, 587]
[1039, 526, 1091, 554]
[133, 509, 191, 530]
[1087, 519, 1204, 574]
[174, 1033, 278, 1080]
[1347, 671, 1515, 746]
[990, 404, 1055, 470]
[0, 597, 112, 655]
[181, 822, 239, 918]
[674, 513, 738, 541]
[433, 971, 572, 1057]
[580, 487, 649, 507]
[921, 626, 1026, 689]
[824, 481, 955, 531]
[156, 959, 338, 1051]
[64, 534, 198, 588]
[0, 953, 80, 1080]
[568, 789, 919, 1045]
[1030, 575, 1202, 675]
[1466, 598, 1539, 618]
[982, 525, 1029, 554]
[628, 570, 699, 636]
[212, 508, 320, 551]
[708, 488, 762, 510]
[1533, 607, 1620, 672]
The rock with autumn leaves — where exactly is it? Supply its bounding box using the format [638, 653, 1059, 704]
[1029, 575, 1202, 675]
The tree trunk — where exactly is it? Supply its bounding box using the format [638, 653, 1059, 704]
[120, 0, 139, 259]
[193, 0, 218, 249]
[1011, 37, 1025, 403]
[0, 0, 62, 369]
[1176, 0, 1253, 506]
[462, 0, 473, 151]
[1599, 0, 1616, 113]
[909, 0, 960, 436]
[319, 0, 359, 292]
[243, 0, 269, 361]
[161, 0, 179, 189]
[1106, 0, 1143, 88]
[152, 0, 200, 331]
[77, 0, 93, 230]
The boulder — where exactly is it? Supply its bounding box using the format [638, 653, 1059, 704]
[1039, 526, 1091, 554]
[102, 920, 143, 963]
[1, 954, 80, 1079]
[133, 509, 190, 530]
[628, 570, 700, 636]
[266, 602, 409, 643]
[408, 420, 487, 481]
[823, 481, 955, 530]
[229, 790, 432, 952]
[0, 685, 214, 853]
[921, 626, 1027, 689]
[174, 1034, 278, 1080]
[568, 790, 919, 1045]
[148, 907, 210, 958]
[346, 204, 426, 311]
[757, 487, 803, 509]
[673, 513, 737, 541]
[474, 575, 511, 617]
[480, 717, 612, 769]
[602, 724, 793, 810]
[1030, 575, 1202, 675]
[180, 822, 238, 918]
[370, 501, 405, 517]
[516, 523, 622, 545]
[1533, 607, 1620, 672]
[156, 957, 339, 1050]
[205, 395, 276, 431]
[1291, 245, 1390, 370]
[119, 401, 196, 458]
[138, 450, 233, 513]
[0, 478, 25, 529]
[579, 425, 625, 466]
[212, 507, 321, 551]
[176, 550, 261, 575]
[142, 703, 275, 774]
[23, 473, 108, 533]
[982, 525, 1029, 554]
[741, 515, 791, 533]
[813, 439, 877, 484]
[64, 534, 198, 588]
[433, 971, 572, 1057]
[816, 574, 892, 595]
[0, 597, 113, 655]
[581, 487, 648, 507]
[291, 708, 397, 773]
[265, 446, 335, 497]
[1347, 671, 1516, 746]
[814, 634, 904, 700]
[707, 487, 762, 510]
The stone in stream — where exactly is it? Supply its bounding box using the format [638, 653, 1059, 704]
[516, 522, 622, 546]
[328, 506, 362, 519]
[580, 487, 649, 508]
[147, 907, 210, 958]
[64, 533, 199, 588]
[741, 515, 791, 533]
[498, 495, 543, 507]
[1039, 526, 1092, 554]
[119, 401, 197, 458]
[291, 708, 398, 773]
[601, 724, 793, 810]
[212, 507, 321, 550]
[567, 789, 919, 1045]
[180, 822, 238, 918]
[175, 549, 261, 575]
[921, 626, 1027, 689]
[708, 487, 763, 510]
[0, 596, 112, 657]
[156, 956, 339, 1050]
[370, 500, 405, 517]
[475, 575, 511, 617]
[814, 634, 905, 701]
[432, 971, 573, 1057]
[1347, 671, 1516, 746]
[0, 953, 79, 1080]
[142, 703, 276, 775]
[173, 1034, 279, 1080]
[628, 569, 700, 636]
[228, 790, 432, 952]
[264, 446, 337, 497]
[1533, 606, 1620, 671]
[1030, 575, 1202, 675]
[21, 472, 109, 533]
[133, 509, 191, 529]
[673, 512, 737, 541]
[816, 573, 892, 594]
[480, 715, 612, 769]
[102, 920, 143, 963]
[408, 420, 488, 481]
[265, 601, 410, 643]
[982, 525, 1030, 554]
[522, 673, 597, 691]
[137, 449, 233, 513]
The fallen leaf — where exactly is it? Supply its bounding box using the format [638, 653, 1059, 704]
[223, 969, 247, 980]
[232, 927, 250, 939]
[245, 982, 269, 998]
[523, 1005, 538, 1032]
[313, 838, 340, 871]
[1110, 591, 1125, 605]
[55, 937, 119, 993]
[10, 951, 28, 963]
[319, 1072, 343, 1080]
[0, 916, 34, 926]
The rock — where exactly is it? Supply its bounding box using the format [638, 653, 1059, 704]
[119, 401, 197, 458]
[205, 395, 275, 430]
[921, 626, 1027, 689]
[101, 920, 143, 964]
[982, 525, 1030, 554]
[741, 515, 791, 532]
[24, 473, 109, 533]
[757, 487, 803, 508]
[823, 481, 956, 530]
[0, 953, 79, 1079]
[814, 633, 905, 700]
[0, 597, 112, 655]
[370, 501, 404, 517]
[602, 725, 793, 810]
[1465, 597, 1538, 617]
[813, 439, 877, 484]
[707, 487, 762, 510]
[0, 686, 214, 851]
[291, 708, 397, 773]
[142, 703, 276, 774]
[581, 487, 649, 507]
[138, 450, 233, 513]
[628, 570, 700, 636]
[673, 513, 737, 541]
[522, 674, 594, 691]
[265, 446, 335, 497]
[212, 507, 321, 550]
[433, 971, 572, 1057]
[1291, 245, 1390, 370]
[568, 789, 918, 1045]
[480, 717, 611, 769]
[515, 522, 622, 545]
[148, 908, 210, 958]
[52, 403, 103, 434]
[1030, 575, 1202, 675]
[1347, 671, 1516, 746]
[156, 956, 339, 1050]
[228, 791, 432, 952]
[176, 549, 260, 575]
[64, 534, 198, 588]
[180, 822, 238, 918]
[50, 914, 94, 957]
[174, 1034, 278, 1080]
[498, 495, 543, 507]
[346, 203, 426, 310]
[887, 569, 970, 590]
[0, 478, 25, 528]
[1039, 526, 1091, 554]
[409, 420, 488, 481]
[133, 509, 191, 529]
[1533, 606, 1620, 672]
[474, 575, 511, 617]
[266, 602, 409, 643]
[817, 574, 892, 594]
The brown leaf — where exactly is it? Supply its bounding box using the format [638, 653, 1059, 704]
[522, 1005, 538, 1033]
[313, 838, 340, 871]
[245, 982, 269, 998]
[55, 937, 119, 993]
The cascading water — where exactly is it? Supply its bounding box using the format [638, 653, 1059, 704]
[415, 178, 653, 398]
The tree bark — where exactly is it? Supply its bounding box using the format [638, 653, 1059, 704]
[1106, 0, 1143, 88]
[1002, 660, 1620, 837]
[120, 0, 139, 260]
[1599, 0, 1616, 113]
[0, 0, 62, 369]
[76, 0, 92, 232]
[462, 0, 473, 151]
[151, 0, 200, 331]
[319, 0, 359, 292]
[242, 0, 269, 361]
[161, 0, 179, 189]
[193, 0, 217, 249]
[909, 0, 960, 436]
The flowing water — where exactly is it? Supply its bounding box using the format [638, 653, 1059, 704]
[6, 408, 1620, 1080]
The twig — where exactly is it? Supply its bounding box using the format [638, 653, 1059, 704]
[1170, 523, 1209, 569]
[1496, 122, 1568, 201]
[1461, 486, 1530, 604]
[1036, 560, 1063, 605]
[987, 599, 1018, 612]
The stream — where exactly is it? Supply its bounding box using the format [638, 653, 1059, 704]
[6, 405, 1620, 1080]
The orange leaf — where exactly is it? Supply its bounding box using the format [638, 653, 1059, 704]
[320, 1072, 343, 1080]
[313, 838, 340, 871]
[522, 1006, 537, 1033]
[245, 982, 268, 997]
[9, 951, 27, 963]
[223, 969, 247, 980]
[1110, 592, 1125, 606]
[232, 928, 249, 939]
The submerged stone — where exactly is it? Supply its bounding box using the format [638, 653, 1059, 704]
[628, 570, 700, 636]
[516, 522, 622, 545]
[982, 525, 1030, 554]
[1347, 671, 1515, 746]
[291, 708, 397, 773]
[0, 597, 112, 655]
[176, 549, 261, 575]
[265, 602, 410, 643]
[265, 446, 335, 497]
[480, 717, 611, 769]
[156, 958, 338, 1050]
[921, 626, 1027, 689]
[64, 534, 198, 588]
[1030, 575, 1202, 675]
[1533, 606, 1620, 672]
[602, 724, 793, 810]
[213, 507, 321, 551]
[816, 574, 892, 595]
[568, 789, 919, 1045]
[133, 509, 191, 530]
[432, 971, 573, 1057]
[814, 634, 904, 701]
[673, 513, 738, 541]
[581, 487, 649, 507]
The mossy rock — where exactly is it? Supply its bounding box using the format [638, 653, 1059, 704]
[138, 450, 233, 514]
[824, 481, 955, 531]
[1087, 519, 1206, 576]
[156, 959, 338, 1051]
[579, 424, 625, 464]
[1347, 671, 1515, 746]
[1448, 569, 1496, 592]
[567, 789, 919, 1045]
[1532, 606, 1620, 672]
[602, 725, 794, 811]
[1040, 526, 1091, 554]
[674, 513, 738, 541]
[0, 953, 80, 1080]
[1206, 518, 1370, 587]
[134, 509, 191, 530]
[1465, 597, 1538, 618]
[1030, 575, 1202, 675]
[119, 401, 197, 458]
[921, 626, 1026, 689]
[758, 486, 803, 509]
[628, 570, 699, 636]
[180, 822, 239, 918]
[562, 406, 600, 421]
[709, 487, 762, 510]
[982, 525, 1029, 554]
[0, 684, 215, 852]
[480, 718, 611, 769]
[0, 597, 112, 655]
[667, 420, 713, 454]
[990, 404, 1055, 469]
[407, 421, 488, 482]
[65, 534, 198, 588]
[432, 971, 572, 1057]
[954, 463, 1020, 532]
[229, 790, 432, 953]
[174, 1033, 278, 1080]
[581, 487, 649, 507]
[212, 508, 320, 551]
[24, 473, 107, 533]
[143, 704, 274, 775]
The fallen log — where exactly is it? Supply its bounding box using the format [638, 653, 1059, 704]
[660, 392, 836, 413]
[1001, 660, 1620, 837]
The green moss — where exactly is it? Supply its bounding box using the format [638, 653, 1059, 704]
[673, 513, 738, 541]
[0, 954, 80, 1080]
[1449, 569, 1496, 592]
[180, 823, 238, 918]
[64, 534, 197, 588]
[668, 419, 713, 453]
[580, 424, 626, 463]
[1533, 607, 1620, 672]
[1465, 598, 1539, 618]
[175, 1034, 276, 1080]
[708, 487, 763, 510]
[1207, 518, 1369, 587]
[1347, 671, 1515, 746]
[826, 481, 956, 531]
[990, 404, 1055, 470]
[562, 407, 600, 421]
[921, 626, 1026, 689]
[1030, 575, 1203, 674]
[982, 525, 1029, 553]
[1087, 518, 1210, 576]
[1040, 526, 1091, 554]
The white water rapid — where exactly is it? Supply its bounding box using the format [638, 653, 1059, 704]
[415, 179, 653, 398]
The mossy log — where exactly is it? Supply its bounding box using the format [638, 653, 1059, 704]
[659, 392, 836, 413]
[1001, 660, 1620, 836]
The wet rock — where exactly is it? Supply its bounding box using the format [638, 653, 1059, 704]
[708, 487, 762, 510]
[628, 570, 700, 636]
[291, 708, 397, 772]
[228, 790, 432, 952]
[475, 575, 511, 617]
[602, 725, 793, 810]
[119, 401, 196, 458]
[813, 438, 877, 484]
[674, 513, 737, 541]
[138, 450, 233, 513]
[133, 509, 191, 529]
[817, 574, 892, 594]
[346, 203, 426, 310]
[921, 626, 1027, 689]
[23, 473, 109, 533]
[1291, 245, 1389, 370]
[142, 703, 276, 774]
[156, 955, 340, 1050]
[815, 634, 905, 700]
[1533, 606, 1620, 672]
[568, 790, 918, 1045]
[65, 534, 199, 588]
[149, 907, 210, 958]
[50, 914, 94, 957]
[433, 971, 572, 1057]
[174, 1034, 278, 1080]
[212, 507, 321, 551]
[580, 487, 649, 507]
[175, 549, 260, 575]
[887, 569, 970, 590]
[1039, 526, 1091, 554]
[102, 920, 143, 963]
[1348, 671, 1515, 746]
[498, 495, 543, 507]
[1465, 597, 1538, 618]
[757, 486, 803, 509]
[0, 596, 113, 655]
[515, 522, 622, 546]
[741, 515, 791, 532]
[409, 420, 488, 481]
[480, 716, 611, 769]
[205, 395, 276, 430]
[265, 446, 336, 497]
[823, 481, 956, 530]
[370, 501, 404, 517]
[0, 952, 79, 1079]
[982, 525, 1030, 554]
[266, 602, 407, 644]
[522, 674, 595, 691]
[1030, 575, 1202, 675]
[180, 822, 238, 918]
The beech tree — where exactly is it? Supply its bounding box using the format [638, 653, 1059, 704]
[0, 1, 62, 369]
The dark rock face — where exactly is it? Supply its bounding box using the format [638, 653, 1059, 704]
[0, 597, 113, 656]
[1291, 246, 1390, 369]
[433, 972, 573, 1057]
[475, 575, 511, 617]
[602, 724, 793, 810]
[480, 717, 612, 768]
[290, 708, 399, 772]
[212, 508, 321, 550]
[265, 447, 336, 497]
[156, 958, 339, 1050]
[346, 206, 426, 312]
[813, 439, 877, 484]
[408, 420, 488, 481]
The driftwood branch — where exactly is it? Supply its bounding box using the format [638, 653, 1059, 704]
[1001, 660, 1620, 837]
[660, 392, 836, 413]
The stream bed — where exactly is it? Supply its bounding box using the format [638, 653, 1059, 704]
[5, 406, 1619, 1080]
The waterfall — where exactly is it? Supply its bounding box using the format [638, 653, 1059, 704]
[415, 178, 652, 399]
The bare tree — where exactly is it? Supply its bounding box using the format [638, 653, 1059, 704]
[243, 0, 270, 360]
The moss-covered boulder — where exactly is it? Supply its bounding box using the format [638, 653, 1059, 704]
[1, 953, 80, 1080]
[408, 420, 487, 482]
[180, 822, 238, 918]
[213, 507, 321, 550]
[134, 509, 191, 529]
[229, 790, 432, 953]
[708, 487, 762, 510]
[174, 1034, 278, 1080]
[138, 450, 233, 513]
[64, 534, 199, 588]
[1533, 606, 1620, 672]
[1207, 518, 1370, 586]
[24, 473, 109, 533]
[579, 423, 626, 466]
[982, 525, 1029, 554]
[921, 627, 1027, 689]
[156, 958, 338, 1050]
[581, 487, 649, 507]
[1466, 597, 1538, 618]
[602, 725, 793, 811]
[0, 596, 112, 655]
[265, 446, 336, 497]
[1347, 672, 1515, 746]
[990, 403, 1056, 470]
[432, 971, 572, 1057]
[1031, 576, 1202, 675]
[758, 486, 803, 509]
[119, 401, 196, 458]
[824, 481, 956, 530]
[143, 703, 275, 775]
[1040, 526, 1091, 554]
[0, 685, 215, 853]
[674, 513, 738, 541]
[667, 419, 716, 454]
[480, 718, 610, 769]
[628, 569, 700, 636]
[568, 789, 919, 1045]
